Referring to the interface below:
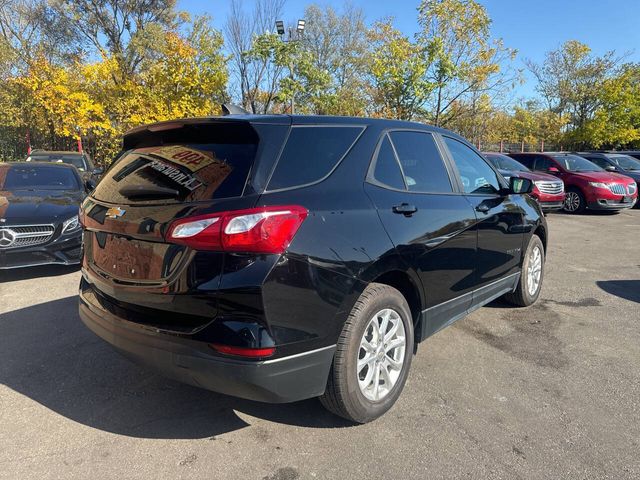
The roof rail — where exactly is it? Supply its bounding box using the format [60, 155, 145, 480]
[221, 104, 251, 116]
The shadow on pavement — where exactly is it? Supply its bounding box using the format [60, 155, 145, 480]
[0, 296, 352, 439]
[0, 264, 80, 283]
[597, 280, 640, 304]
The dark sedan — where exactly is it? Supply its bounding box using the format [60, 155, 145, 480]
[0, 162, 87, 269]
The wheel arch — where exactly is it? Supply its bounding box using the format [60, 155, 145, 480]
[367, 268, 424, 349]
[532, 222, 547, 253]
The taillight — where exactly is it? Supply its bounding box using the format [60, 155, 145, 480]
[166, 205, 308, 254]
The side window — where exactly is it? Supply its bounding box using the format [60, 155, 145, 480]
[389, 131, 452, 193]
[534, 156, 553, 171]
[589, 157, 608, 169]
[372, 135, 405, 190]
[443, 136, 500, 195]
[511, 155, 533, 169]
[268, 126, 363, 190]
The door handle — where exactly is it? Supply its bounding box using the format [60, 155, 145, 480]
[392, 203, 418, 216]
[475, 203, 490, 213]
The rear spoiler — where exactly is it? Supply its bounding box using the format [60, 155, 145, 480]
[221, 104, 251, 115]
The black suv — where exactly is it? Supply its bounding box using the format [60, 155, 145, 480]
[78, 115, 547, 423]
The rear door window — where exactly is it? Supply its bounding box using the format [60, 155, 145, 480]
[389, 131, 452, 193]
[267, 126, 363, 190]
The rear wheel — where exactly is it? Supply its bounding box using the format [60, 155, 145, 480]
[504, 235, 545, 307]
[320, 283, 414, 423]
[563, 188, 586, 213]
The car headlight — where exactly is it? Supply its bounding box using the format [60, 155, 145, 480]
[62, 215, 81, 234]
[588, 182, 609, 189]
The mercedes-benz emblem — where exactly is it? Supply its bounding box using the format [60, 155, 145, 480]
[0, 228, 16, 248]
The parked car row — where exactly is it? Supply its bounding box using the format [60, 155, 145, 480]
[483, 151, 639, 213]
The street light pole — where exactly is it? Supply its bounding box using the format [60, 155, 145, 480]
[289, 61, 295, 114]
[275, 19, 305, 115]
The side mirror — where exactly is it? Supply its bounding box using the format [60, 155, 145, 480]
[509, 176, 534, 195]
[85, 179, 97, 192]
[547, 166, 560, 173]
[92, 167, 104, 176]
[605, 165, 616, 172]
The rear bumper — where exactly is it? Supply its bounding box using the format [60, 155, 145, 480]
[78, 290, 336, 403]
[0, 233, 82, 270]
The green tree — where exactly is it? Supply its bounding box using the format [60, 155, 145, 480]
[243, 32, 295, 113]
[525, 40, 620, 132]
[581, 64, 640, 148]
[367, 20, 433, 120]
[300, 3, 369, 115]
[224, 0, 286, 113]
[417, 0, 518, 127]
[51, 0, 181, 79]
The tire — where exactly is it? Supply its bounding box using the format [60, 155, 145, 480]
[320, 283, 414, 423]
[504, 235, 545, 307]
[563, 187, 586, 213]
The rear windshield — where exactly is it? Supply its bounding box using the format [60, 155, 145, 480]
[92, 143, 257, 204]
[267, 126, 363, 190]
[1, 165, 80, 190]
[28, 154, 86, 171]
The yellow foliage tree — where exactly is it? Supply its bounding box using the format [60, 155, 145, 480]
[11, 56, 112, 142]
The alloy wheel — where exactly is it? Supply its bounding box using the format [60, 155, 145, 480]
[564, 191, 581, 212]
[357, 308, 406, 402]
[527, 245, 543, 296]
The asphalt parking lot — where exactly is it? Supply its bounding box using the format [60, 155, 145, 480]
[1, 211, 639, 480]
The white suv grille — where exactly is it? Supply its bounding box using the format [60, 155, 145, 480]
[535, 181, 564, 195]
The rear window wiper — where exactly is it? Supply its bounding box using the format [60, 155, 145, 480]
[118, 185, 180, 199]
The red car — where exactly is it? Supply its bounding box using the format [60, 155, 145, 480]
[484, 152, 565, 211]
[508, 152, 638, 213]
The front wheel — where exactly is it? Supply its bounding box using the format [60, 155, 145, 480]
[504, 235, 545, 307]
[563, 188, 586, 213]
[320, 283, 414, 423]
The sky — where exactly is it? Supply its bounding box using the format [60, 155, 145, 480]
[179, 0, 640, 100]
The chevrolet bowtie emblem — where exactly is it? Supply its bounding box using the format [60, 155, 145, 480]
[106, 207, 126, 219]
